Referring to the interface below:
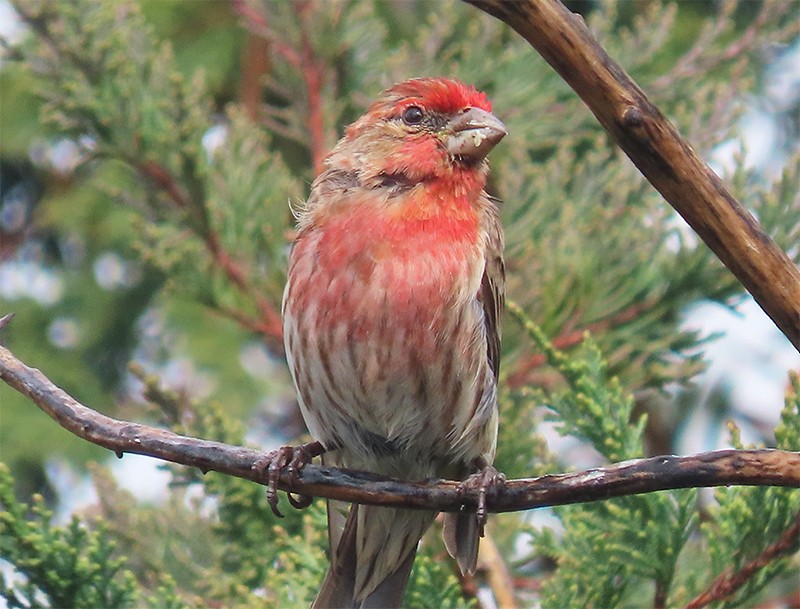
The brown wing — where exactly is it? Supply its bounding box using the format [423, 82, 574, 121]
[442, 196, 504, 575]
[479, 196, 505, 380]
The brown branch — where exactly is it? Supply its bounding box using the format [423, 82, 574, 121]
[2, 343, 798, 515]
[239, 32, 271, 123]
[233, 0, 329, 173]
[465, 0, 800, 351]
[294, 0, 327, 175]
[479, 533, 519, 609]
[214, 302, 279, 339]
[231, 0, 301, 69]
[134, 159, 191, 209]
[685, 512, 800, 609]
[654, 580, 668, 609]
[203, 231, 284, 351]
[754, 588, 800, 609]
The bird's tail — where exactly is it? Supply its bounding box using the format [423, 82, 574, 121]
[312, 503, 436, 609]
[442, 511, 480, 576]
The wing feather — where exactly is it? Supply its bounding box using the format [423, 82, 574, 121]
[479, 195, 505, 380]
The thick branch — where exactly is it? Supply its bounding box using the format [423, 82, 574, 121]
[2, 344, 798, 514]
[465, 0, 800, 351]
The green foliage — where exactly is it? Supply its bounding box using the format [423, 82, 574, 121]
[508, 301, 646, 462]
[510, 307, 697, 609]
[0, 462, 196, 609]
[494, 383, 555, 479]
[20, 1, 211, 195]
[191, 106, 302, 310]
[188, 405, 309, 595]
[511, 309, 798, 609]
[2, 0, 799, 608]
[126, 370, 325, 605]
[260, 503, 331, 609]
[0, 462, 137, 609]
[697, 376, 800, 608]
[403, 547, 476, 609]
[143, 576, 193, 609]
[534, 491, 697, 609]
[543, 361, 796, 609]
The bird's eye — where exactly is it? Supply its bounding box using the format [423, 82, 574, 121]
[401, 106, 424, 125]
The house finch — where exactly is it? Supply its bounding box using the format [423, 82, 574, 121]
[282, 77, 506, 608]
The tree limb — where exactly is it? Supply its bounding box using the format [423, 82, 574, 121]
[465, 0, 800, 351]
[1, 344, 798, 514]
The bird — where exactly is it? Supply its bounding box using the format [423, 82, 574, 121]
[281, 77, 506, 608]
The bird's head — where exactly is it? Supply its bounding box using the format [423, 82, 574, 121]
[327, 78, 507, 186]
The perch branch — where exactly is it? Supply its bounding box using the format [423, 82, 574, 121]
[465, 0, 800, 351]
[2, 344, 798, 514]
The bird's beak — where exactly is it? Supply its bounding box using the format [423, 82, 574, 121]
[445, 107, 507, 161]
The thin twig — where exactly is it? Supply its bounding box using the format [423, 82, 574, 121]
[133, 159, 191, 208]
[239, 32, 271, 122]
[1, 343, 798, 515]
[294, 0, 327, 175]
[229, 0, 267, 33]
[651, 0, 737, 90]
[259, 108, 307, 145]
[685, 512, 800, 609]
[753, 588, 800, 609]
[203, 231, 284, 348]
[230, 0, 329, 174]
[133, 159, 285, 351]
[653, 0, 798, 90]
[507, 298, 656, 387]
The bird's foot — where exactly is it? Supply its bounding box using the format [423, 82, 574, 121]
[255, 440, 325, 517]
[458, 459, 506, 536]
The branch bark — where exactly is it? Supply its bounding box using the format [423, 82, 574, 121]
[2, 344, 798, 514]
[465, 0, 800, 351]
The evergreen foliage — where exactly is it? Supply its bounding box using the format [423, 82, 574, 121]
[697, 377, 800, 608]
[509, 304, 697, 608]
[1, 0, 798, 607]
[0, 463, 137, 609]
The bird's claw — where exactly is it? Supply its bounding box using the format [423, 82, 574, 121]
[457, 462, 506, 537]
[255, 440, 325, 518]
